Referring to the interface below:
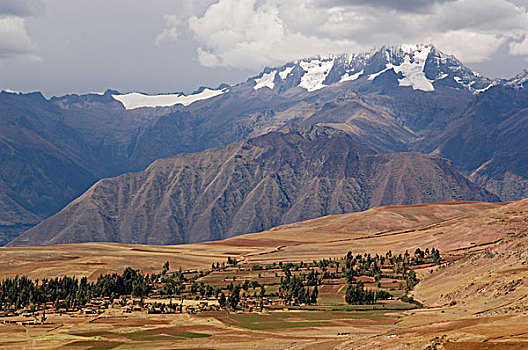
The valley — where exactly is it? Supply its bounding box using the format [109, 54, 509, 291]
[3, 3, 528, 349]
[1, 199, 527, 349]
[1, 38, 527, 350]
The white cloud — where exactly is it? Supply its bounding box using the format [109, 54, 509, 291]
[155, 15, 180, 45]
[186, 0, 362, 68]
[0, 0, 44, 17]
[510, 35, 528, 56]
[0, 0, 43, 60]
[318, 0, 457, 13]
[0, 17, 35, 58]
[157, 0, 528, 69]
[431, 31, 506, 63]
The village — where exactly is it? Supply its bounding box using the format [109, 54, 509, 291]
[0, 248, 442, 327]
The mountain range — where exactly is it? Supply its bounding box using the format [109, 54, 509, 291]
[2, 43, 526, 245]
[10, 126, 497, 246]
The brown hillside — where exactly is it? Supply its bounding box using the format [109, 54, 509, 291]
[10, 126, 497, 246]
[0, 201, 505, 280]
[1, 199, 527, 349]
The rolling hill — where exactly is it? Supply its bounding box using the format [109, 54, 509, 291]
[1, 199, 527, 348]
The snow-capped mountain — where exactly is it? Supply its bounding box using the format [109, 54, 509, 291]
[111, 86, 229, 110]
[3, 43, 528, 246]
[107, 44, 502, 110]
[504, 69, 528, 89]
[251, 44, 494, 94]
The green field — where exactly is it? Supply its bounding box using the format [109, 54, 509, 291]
[69, 330, 212, 344]
[66, 341, 123, 350]
[215, 308, 400, 330]
[227, 313, 321, 330]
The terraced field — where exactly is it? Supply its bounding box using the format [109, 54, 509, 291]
[0, 200, 527, 349]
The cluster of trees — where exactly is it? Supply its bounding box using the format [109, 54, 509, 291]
[0, 267, 150, 311]
[227, 285, 240, 310]
[0, 275, 79, 311]
[217, 283, 266, 311]
[342, 248, 441, 283]
[189, 281, 218, 298]
[343, 253, 382, 280]
[345, 283, 377, 305]
[279, 267, 318, 305]
[93, 268, 150, 299]
[345, 283, 392, 305]
[159, 267, 187, 297]
[341, 248, 441, 305]
[0, 248, 441, 313]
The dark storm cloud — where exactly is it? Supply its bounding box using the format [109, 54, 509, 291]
[0, 0, 44, 60]
[318, 0, 456, 13]
[0, 0, 45, 17]
[1, 0, 528, 96]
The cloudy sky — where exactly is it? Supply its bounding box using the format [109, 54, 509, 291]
[1, 0, 528, 97]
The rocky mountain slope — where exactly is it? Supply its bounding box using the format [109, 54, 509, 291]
[425, 84, 528, 200]
[0, 92, 100, 244]
[0, 91, 164, 244]
[10, 126, 497, 246]
[2, 44, 527, 244]
[111, 44, 528, 201]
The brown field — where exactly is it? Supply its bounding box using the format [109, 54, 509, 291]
[0, 199, 527, 349]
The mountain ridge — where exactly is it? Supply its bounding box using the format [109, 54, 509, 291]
[1, 43, 527, 244]
[7, 43, 528, 108]
[10, 126, 498, 246]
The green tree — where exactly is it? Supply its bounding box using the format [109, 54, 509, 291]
[218, 293, 227, 308]
[432, 248, 441, 264]
[310, 285, 318, 305]
[162, 261, 170, 275]
[228, 286, 241, 311]
[345, 283, 376, 305]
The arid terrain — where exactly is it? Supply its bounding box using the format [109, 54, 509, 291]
[10, 126, 497, 247]
[4, 4, 528, 350]
[0, 199, 527, 349]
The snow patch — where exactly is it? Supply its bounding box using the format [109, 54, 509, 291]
[254, 71, 277, 90]
[340, 70, 363, 82]
[279, 66, 294, 80]
[505, 70, 528, 88]
[392, 47, 434, 91]
[368, 46, 434, 91]
[453, 76, 473, 91]
[1, 89, 19, 94]
[474, 82, 497, 94]
[299, 59, 335, 92]
[368, 65, 393, 80]
[113, 88, 226, 110]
